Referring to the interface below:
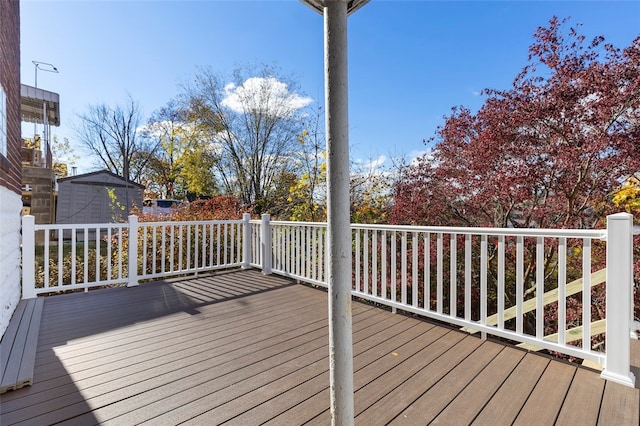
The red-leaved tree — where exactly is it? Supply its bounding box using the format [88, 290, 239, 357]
[393, 17, 639, 229]
[391, 17, 640, 344]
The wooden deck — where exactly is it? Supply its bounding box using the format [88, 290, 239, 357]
[0, 269, 638, 425]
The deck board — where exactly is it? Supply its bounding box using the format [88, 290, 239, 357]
[431, 346, 525, 424]
[264, 322, 449, 425]
[0, 300, 30, 393]
[513, 359, 576, 425]
[0, 298, 44, 393]
[102, 309, 391, 425]
[1, 269, 638, 425]
[389, 342, 504, 423]
[484, 356, 553, 424]
[225, 319, 429, 425]
[356, 335, 484, 425]
[556, 367, 606, 424]
[598, 379, 640, 425]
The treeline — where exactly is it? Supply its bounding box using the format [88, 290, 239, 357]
[72, 18, 639, 230]
[389, 17, 640, 326]
[73, 63, 389, 220]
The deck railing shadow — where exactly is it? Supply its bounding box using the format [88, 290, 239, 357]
[34, 269, 295, 346]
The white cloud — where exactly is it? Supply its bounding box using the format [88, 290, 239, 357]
[221, 76, 312, 116]
[408, 148, 434, 166]
[366, 154, 387, 170]
[138, 119, 203, 141]
[353, 154, 387, 172]
[351, 155, 391, 184]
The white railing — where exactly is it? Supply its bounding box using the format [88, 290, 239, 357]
[21, 213, 253, 296]
[269, 220, 328, 286]
[249, 218, 262, 269]
[21, 212, 636, 387]
[136, 218, 246, 281]
[21, 219, 130, 295]
[349, 224, 605, 361]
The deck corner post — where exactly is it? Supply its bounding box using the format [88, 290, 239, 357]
[242, 213, 252, 269]
[127, 215, 139, 287]
[261, 213, 272, 275]
[21, 215, 37, 299]
[601, 212, 635, 387]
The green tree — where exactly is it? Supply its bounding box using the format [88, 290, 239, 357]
[180, 143, 219, 198]
[350, 163, 391, 224]
[287, 105, 327, 222]
[260, 171, 299, 219]
[183, 64, 312, 213]
[141, 101, 184, 198]
[142, 100, 219, 199]
[50, 135, 79, 178]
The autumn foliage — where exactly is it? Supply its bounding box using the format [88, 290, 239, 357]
[133, 195, 248, 222]
[391, 17, 640, 346]
[392, 17, 640, 230]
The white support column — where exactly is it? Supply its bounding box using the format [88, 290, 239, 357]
[21, 215, 37, 299]
[261, 214, 272, 275]
[242, 213, 252, 269]
[601, 212, 635, 387]
[127, 215, 139, 287]
[325, 1, 354, 423]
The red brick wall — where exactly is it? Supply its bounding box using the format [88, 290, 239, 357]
[0, 0, 22, 195]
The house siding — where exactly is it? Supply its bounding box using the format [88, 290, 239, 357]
[0, 191, 22, 337]
[0, 0, 22, 338]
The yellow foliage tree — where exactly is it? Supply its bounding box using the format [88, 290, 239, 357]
[612, 176, 640, 217]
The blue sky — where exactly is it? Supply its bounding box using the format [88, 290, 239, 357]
[20, 0, 640, 173]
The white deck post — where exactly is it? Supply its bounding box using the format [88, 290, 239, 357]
[261, 214, 272, 275]
[601, 212, 635, 387]
[21, 215, 37, 299]
[300, 1, 368, 422]
[242, 213, 252, 269]
[127, 215, 139, 287]
[325, 1, 354, 423]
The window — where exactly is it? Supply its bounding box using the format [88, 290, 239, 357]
[0, 86, 6, 157]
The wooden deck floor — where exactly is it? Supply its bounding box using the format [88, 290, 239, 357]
[1, 269, 638, 425]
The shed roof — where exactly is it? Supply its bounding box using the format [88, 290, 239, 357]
[57, 169, 145, 189]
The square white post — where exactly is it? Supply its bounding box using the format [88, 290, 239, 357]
[242, 213, 252, 269]
[261, 214, 272, 275]
[21, 215, 37, 299]
[601, 212, 635, 387]
[127, 215, 139, 287]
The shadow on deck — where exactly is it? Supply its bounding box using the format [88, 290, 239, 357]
[0, 269, 638, 425]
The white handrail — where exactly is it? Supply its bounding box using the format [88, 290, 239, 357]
[351, 222, 606, 238]
[22, 215, 248, 295]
